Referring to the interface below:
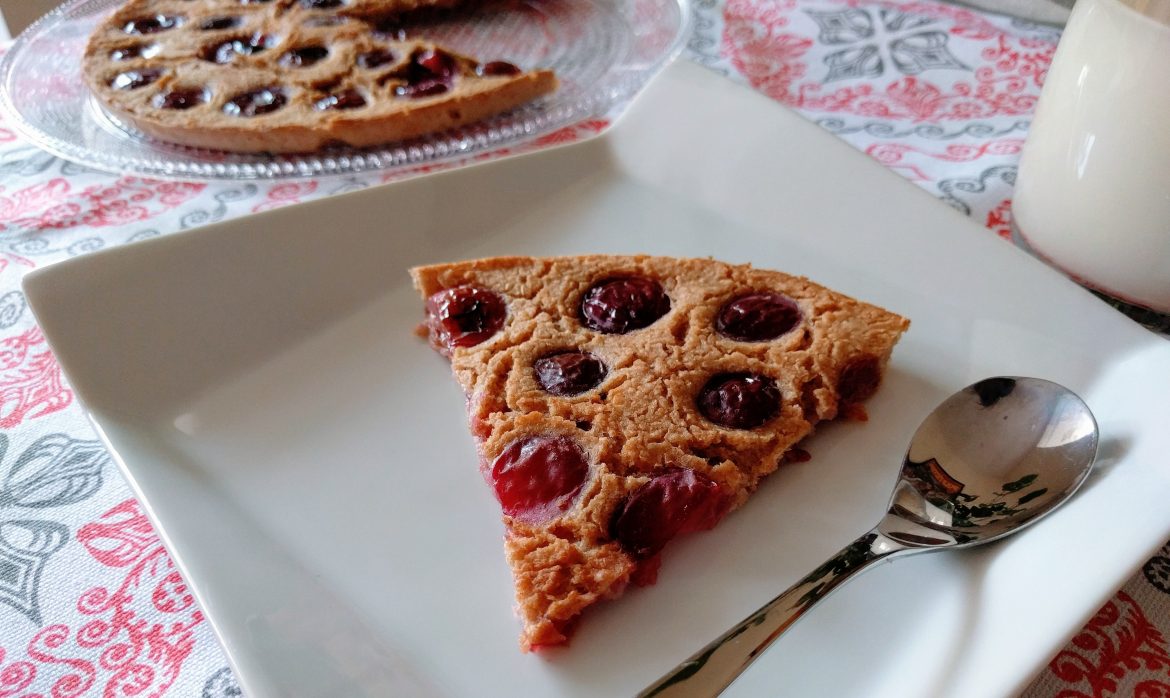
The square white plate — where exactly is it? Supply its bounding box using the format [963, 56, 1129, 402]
[24, 60, 1170, 698]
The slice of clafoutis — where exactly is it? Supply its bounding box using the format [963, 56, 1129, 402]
[411, 255, 909, 650]
[82, 0, 557, 153]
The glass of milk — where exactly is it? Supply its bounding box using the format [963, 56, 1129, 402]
[1012, 0, 1170, 314]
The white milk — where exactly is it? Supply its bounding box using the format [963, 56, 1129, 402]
[1012, 0, 1170, 312]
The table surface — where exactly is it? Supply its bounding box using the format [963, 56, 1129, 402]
[1, 1, 1168, 696]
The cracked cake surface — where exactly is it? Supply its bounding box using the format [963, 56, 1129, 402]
[411, 255, 909, 650]
[83, 0, 557, 153]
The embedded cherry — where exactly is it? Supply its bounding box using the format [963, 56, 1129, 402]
[281, 46, 329, 67]
[837, 355, 881, 403]
[154, 88, 207, 110]
[715, 292, 801, 342]
[357, 48, 396, 70]
[611, 469, 728, 559]
[315, 89, 366, 110]
[109, 44, 158, 61]
[490, 436, 589, 522]
[534, 351, 607, 396]
[201, 33, 275, 63]
[415, 49, 456, 78]
[223, 87, 286, 117]
[123, 15, 182, 34]
[424, 286, 506, 352]
[477, 61, 521, 77]
[394, 80, 449, 97]
[388, 49, 459, 98]
[200, 16, 240, 30]
[697, 373, 781, 429]
[110, 69, 162, 90]
[580, 277, 670, 334]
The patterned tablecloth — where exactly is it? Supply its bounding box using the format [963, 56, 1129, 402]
[1, 1, 1168, 696]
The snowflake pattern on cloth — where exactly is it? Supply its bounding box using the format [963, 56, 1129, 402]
[0, 1, 1166, 696]
[688, 0, 1061, 233]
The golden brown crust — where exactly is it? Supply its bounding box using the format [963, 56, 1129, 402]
[411, 255, 910, 650]
[82, 0, 557, 153]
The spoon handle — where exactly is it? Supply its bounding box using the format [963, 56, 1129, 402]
[638, 529, 911, 698]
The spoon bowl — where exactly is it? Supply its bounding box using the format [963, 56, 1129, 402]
[883, 376, 1099, 548]
[641, 377, 1099, 697]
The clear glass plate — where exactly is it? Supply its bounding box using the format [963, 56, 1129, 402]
[0, 0, 688, 180]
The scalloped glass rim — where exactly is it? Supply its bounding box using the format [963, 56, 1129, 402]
[0, 0, 690, 180]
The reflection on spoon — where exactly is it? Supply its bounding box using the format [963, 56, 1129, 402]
[640, 377, 1099, 697]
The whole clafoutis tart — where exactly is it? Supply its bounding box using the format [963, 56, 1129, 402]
[411, 255, 910, 650]
[83, 0, 557, 153]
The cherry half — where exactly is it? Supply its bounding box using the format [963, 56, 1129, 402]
[315, 89, 366, 111]
[697, 373, 781, 429]
[611, 469, 729, 559]
[110, 44, 159, 61]
[490, 436, 589, 523]
[222, 87, 287, 117]
[280, 46, 329, 67]
[200, 16, 241, 30]
[580, 277, 670, 334]
[393, 49, 457, 98]
[476, 61, 521, 77]
[357, 48, 395, 70]
[123, 15, 182, 34]
[837, 355, 881, 403]
[110, 69, 162, 90]
[201, 33, 276, 64]
[154, 88, 207, 110]
[533, 351, 607, 396]
[424, 286, 506, 353]
[715, 292, 801, 342]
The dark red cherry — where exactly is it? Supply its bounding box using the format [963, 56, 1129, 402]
[424, 286, 506, 353]
[837, 355, 881, 403]
[611, 469, 729, 559]
[300, 0, 344, 7]
[110, 69, 162, 90]
[415, 49, 456, 78]
[123, 15, 182, 34]
[715, 292, 801, 342]
[394, 80, 449, 98]
[357, 48, 396, 70]
[580, 277, 670, 334]
[154, 88, 207, 110]
[200, 16, 240, 30]
[223, 87, 286, 117]
[201, 33, 275, 63]
[534, 351, 607, 396]
[490, 436, 589, 522]
[281, 46, 328, 67]
[109, 44, 158, 61]
[315, 89, 366, 110]
[390, 49, 458, 98]
[477, 61, 521, 76]
[697, 373, 781, 429]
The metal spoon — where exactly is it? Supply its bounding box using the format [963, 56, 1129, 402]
[640, 376, 1099, 697]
